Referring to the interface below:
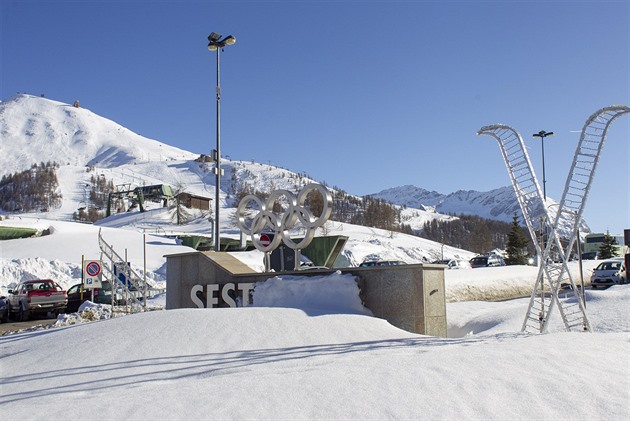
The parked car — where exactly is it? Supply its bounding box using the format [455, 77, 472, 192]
[581, 251, 600, 260]
[0, 296, 9, 323]
[446, 259, 472, 270]
[66, 281, 124, 312]
[433, 259, 472, 269]
[359, 260, 406, 267]
[7, 279, 68, 321]
[590, 258, 627, 289]
[470, 254, 506, 268]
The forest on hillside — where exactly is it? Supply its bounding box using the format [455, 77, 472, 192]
[0, 162, 62, 212]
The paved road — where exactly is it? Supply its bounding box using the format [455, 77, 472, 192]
[0, 318, 56, 335]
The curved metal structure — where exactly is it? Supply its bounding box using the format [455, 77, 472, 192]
[478, 105, 629, 333]
[476, 124, 546, 256]
[552, 105, 630, 253]
[477, 125, 583, 333]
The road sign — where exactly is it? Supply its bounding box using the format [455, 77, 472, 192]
[259, 233, 272, 247]
[114, 262, 131, 287]
[83, 259, 103, 289]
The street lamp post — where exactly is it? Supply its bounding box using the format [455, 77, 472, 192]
[208, 32, 236, 251]
[532, 130, 554, 202]
[533, 130, 554, 278]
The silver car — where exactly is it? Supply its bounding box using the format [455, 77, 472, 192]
[590, 258, 627, 289]
[447, 259, 472, 269]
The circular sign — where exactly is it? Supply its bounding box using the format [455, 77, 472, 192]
[259, 234, 272, 247]
[86, 261, 101, 277]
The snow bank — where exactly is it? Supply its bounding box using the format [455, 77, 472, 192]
[447, 284, 630, 337]
[252, 272, 371, 315]
[2, 300, 628, 420]
[54, 301, 115, 326]
[445, 260, 600, 302]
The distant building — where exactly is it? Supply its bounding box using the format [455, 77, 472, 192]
[176, 193, 211, 211]
[194, 154, 213, 163]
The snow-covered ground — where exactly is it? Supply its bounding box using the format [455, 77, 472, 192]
[1, 214, 628, 420]
[1, 281, 628, 420]
[0, 214, 600, 303]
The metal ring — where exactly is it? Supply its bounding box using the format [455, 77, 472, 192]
[236, 183, 333, 251]
[236, 194, 266, 236]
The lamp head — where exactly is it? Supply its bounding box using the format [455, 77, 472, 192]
[533, 130, 554, 138]
[208, 32, 222, 42]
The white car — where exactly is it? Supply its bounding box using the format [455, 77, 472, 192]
[446, 259, 472, 270]
[590, 258, 627, 289]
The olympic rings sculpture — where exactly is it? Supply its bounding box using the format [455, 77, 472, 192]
[236, 183, 333, 253]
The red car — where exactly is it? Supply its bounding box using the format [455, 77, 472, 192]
[7, 279, 68, 321]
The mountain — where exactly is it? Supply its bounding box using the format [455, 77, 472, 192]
[372, 185, 522, 223]
[0, 94, 197, 173]
[372, 182, 590, 238]
[0, 94, 586, 239]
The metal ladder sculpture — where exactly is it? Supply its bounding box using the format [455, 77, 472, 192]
[476, 124, 585, 333]
[475, 124, 546, 258]
[98, 228, 146, 312]
[478, 105, 629, 333]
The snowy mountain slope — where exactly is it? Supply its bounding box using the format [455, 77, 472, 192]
[372, 185, 446, 209]
[0, 94, 197, 174]
[375, 185, 526, 222]
[373, 184, 590, 236]
[0, 94, 456, 231]
[0, 94, 588, 238]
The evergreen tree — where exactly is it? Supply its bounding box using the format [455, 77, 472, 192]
[598, 232, 619, 259]
[505, 213, 529, 265]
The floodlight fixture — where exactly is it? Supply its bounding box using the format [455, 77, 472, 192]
[208, 33, 237, 51]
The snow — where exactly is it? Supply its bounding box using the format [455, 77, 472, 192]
[1, 287, 629, 419]
[1, 216, 628, 420]
[1, 95, 628, 419]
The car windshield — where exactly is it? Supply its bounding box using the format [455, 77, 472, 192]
[596, 262, 621, 271]
[31, 281, 59, 291]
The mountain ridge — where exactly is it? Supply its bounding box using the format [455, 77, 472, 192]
[0, 94, 587, 235]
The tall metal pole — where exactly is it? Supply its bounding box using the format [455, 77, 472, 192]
[540, 136, 547, 201]
[208, 32, 235, 251]
[576, 222, 585, 308]
[143, 232, 147, 308]
[214, 46, 221, 252]
[533, 130, 553, 278]
[533, 130, 554, 202]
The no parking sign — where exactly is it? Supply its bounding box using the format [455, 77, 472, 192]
[83, 260, 103, 289]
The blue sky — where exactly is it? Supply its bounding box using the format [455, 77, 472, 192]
[1, 0, 628, 234]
